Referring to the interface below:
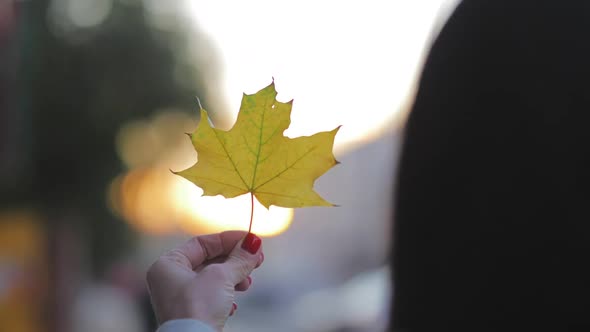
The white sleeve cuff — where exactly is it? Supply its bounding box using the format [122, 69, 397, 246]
[157, 319, 216, 332]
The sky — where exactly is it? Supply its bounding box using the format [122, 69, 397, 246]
[184, 0, 458, 153]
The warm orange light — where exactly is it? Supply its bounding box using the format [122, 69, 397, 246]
[109, 167, 181, 235]
[172, 178, 293, 237]
[109, 166, 293, 237]
[111, 110, 293, 237]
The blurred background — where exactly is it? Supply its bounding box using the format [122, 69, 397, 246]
[0, 0, 458, 331]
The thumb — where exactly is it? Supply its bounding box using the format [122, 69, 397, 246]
[223, 233, 262, 285]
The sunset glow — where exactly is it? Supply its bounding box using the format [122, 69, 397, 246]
[111, 0, 457, 236]
[109, 165, 293, 237]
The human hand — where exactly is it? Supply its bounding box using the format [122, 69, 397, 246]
[146, 231, 263, 331]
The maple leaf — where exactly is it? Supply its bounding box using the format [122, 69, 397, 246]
[174, 82, 339, 219]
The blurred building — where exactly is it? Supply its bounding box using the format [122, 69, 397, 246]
[1, 0, 221, 331]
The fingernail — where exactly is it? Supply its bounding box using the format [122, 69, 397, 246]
[241, 233, 261, 254]
[230, 302, 237, 316]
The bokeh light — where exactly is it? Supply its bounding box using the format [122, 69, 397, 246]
[172, 181, 293, 236]
[112, 110, 294, 237]
[106, 0, 457, 242]
[108, 165, 293, 237]
[4, 0, 462, 330]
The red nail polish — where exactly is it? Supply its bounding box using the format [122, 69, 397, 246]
[241, 233, 261, 254]
[230, 302, 237, 316]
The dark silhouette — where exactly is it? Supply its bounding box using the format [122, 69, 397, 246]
[392, 0, 590, 329]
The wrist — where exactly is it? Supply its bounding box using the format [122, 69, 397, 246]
[157, 319, 216, 332]
[157, 301, 221, 331]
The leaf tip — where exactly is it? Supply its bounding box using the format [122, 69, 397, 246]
[259, 200, 272, 210]
[195, 96, 204, 110]
[169, 168, 179, 175]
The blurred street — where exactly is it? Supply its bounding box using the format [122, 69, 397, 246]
[0, 1, 457, 331]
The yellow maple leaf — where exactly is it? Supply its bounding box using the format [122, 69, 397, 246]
[174, 82, 339, 213]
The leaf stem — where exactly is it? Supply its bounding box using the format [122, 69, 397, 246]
[248, 192, 254, 234]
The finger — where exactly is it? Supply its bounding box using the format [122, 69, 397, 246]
[229, 302, 237, 316]
[166, 231, 248, 269]
[235, 276, 252, 292]
[255, 252, 264, 268]
[224, 233, 262, 284]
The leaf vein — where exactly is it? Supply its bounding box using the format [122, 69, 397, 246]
[194, 176, 247, 191]
[255, 191, 299, 198]
[253, 146, 317, 191]
[211, 129, 249, 190]
[241, 134, 257, 157]
[261, 123, 282, 145]
[249, 97, 269, 189]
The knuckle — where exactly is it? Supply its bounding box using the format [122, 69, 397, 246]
[203, 263, 227, 279]
[145, 258, 163, 284]
[164, 249, 187, 265]
[237, 265, 251, 279]
[231, 253, 255, 276]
